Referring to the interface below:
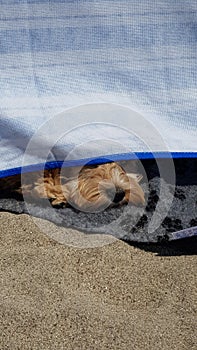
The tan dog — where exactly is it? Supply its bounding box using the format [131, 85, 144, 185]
[0, 162, 145, 211]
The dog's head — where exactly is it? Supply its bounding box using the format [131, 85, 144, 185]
[66, 162, 145, 211]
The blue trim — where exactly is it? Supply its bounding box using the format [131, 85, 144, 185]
[171, 228, 197, 240]
[0, 151, 197, 179]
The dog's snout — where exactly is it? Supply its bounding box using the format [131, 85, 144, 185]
[113, 188, 125, 203]
[105, 187, 125, 203]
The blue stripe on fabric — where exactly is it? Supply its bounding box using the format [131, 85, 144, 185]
[1, 0, 197, 5]
[0, 152, 197, 179]
[1, 0, 110, 3]
[1, 68, 197, 99]
[1, 12, 197, 22]
[0, 23, 196, 54]
[0, 0, 120, 3]
[1, 11, 197, 24]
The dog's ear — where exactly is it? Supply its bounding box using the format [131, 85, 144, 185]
[127, 173, 143, 183]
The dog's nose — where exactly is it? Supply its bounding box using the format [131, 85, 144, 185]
[113, 188, 125, 203]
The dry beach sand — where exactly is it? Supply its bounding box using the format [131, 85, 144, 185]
[0, 211, 196, 350]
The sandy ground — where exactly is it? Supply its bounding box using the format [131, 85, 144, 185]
[0, 212, 196, 350]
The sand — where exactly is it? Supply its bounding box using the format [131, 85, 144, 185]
[0, 212, 196, 350]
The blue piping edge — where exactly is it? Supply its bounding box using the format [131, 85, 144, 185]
[0, 151, 197, 179]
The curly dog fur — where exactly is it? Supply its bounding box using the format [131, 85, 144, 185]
[0, 162, 145, 211]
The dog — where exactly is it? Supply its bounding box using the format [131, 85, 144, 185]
[0, 162, 145, 211]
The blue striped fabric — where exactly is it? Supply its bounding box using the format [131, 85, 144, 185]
[0, 0, 197, 177]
